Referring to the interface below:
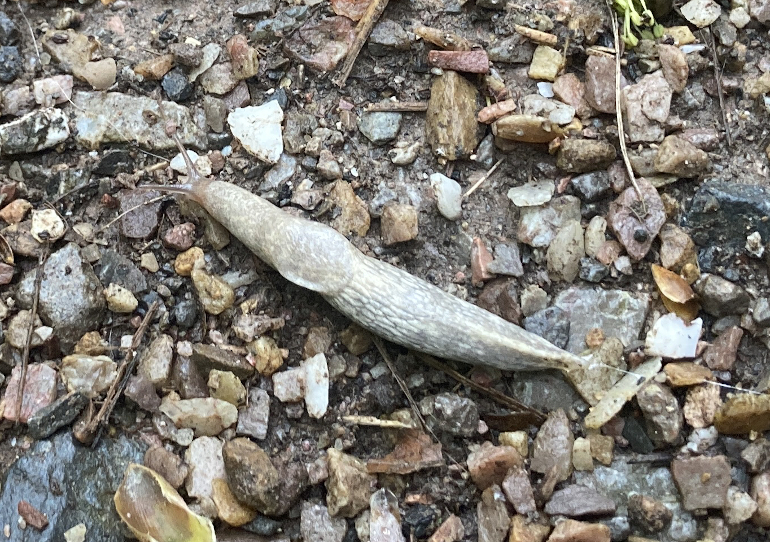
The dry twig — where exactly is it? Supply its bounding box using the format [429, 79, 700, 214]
[462, 159, 504, 200]
[334, 0, 390, 87]
[364, 101, 428, 113]
[514, 24, 558, 46]
[605, 0, 646, 213]
[707, 27, 733, 149]
[15, 246, 49, 425]
[416, 353, 547, 424]
[373, 338, 467, 473]
[81, 301, 159, 445]
[97, 195, 166, 233]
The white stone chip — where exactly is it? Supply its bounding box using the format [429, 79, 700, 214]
[228, 101, 284, 164]
[430, 173, 462, 221]
[645, 313, 702, 359]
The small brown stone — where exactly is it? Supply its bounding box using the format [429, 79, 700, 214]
[556, 139, 616, 174]
[471, 237, 495, 284]
[584, 55, 617, 114]
[2, 364, 58, 423]
[134, 54, 175, 80]
[0, 262, 14, 285]
[467, 442, 523, 490]
[703, 326, 743, 371]
[329, 180, 370, 237]
[658, 223, 697, 273]
[671, 455, 731, 510]
[338, 324, 373, 355]
[658, 44, 689, 93]
[663, 362, 713, 387]
[18, 500, 49, 530]
[303, 326, 333, 359]
[426, 70, 481, 160]
[0, 198, 31, 224]
[544, 485, 616, 517]
[381, 203, 418, 245]
[144, 446, 189, 488]
[428, 49, 489, 73]
[227, 34, 260, 80]
[531, 409, 573, 483]
[683, 384, 722, 428]
[509, 515, 551, 542]
[163, 222, 196, 251]
[587, 433, 614, 465]
[714, 393, 770, 435]
[628, 494, 672, 533]
[546, 519, 610, 542]
[502, 465, 536, 514]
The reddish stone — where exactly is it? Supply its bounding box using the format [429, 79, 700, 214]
[467, 442, 523, 490]
[703, 326, 743, 371]
[0, 262, 14, 285]
[471, 237, 494, 284]
[2, 364, 58, 423]
[671, 455, 731, 510]
[163, 222, 196, 251]
[18, 500, 49, 530]
[428, 50, 490, 74]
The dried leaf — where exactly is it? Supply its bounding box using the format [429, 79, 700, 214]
[652, 263, 700, 320]
[0, 233, 13, 265]
[660, 295, 700, 322]
[651, 264, 695, 303]
[367, 430, 444, 474]
[114, 463, 216, 542]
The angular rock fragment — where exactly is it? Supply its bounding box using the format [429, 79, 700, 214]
[426, 71, 480, 160]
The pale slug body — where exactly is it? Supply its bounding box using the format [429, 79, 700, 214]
[160, 177, 588, 379]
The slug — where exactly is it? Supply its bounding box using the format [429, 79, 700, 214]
[150, 136, 592, 397]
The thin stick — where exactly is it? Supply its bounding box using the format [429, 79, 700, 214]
[365, 101, 429, 113]
[97, 195, 166, 233]
[514, 24, 558, 46]
[416, 353, 547, 424]
[333, 0, 390, 88]
[605, 1, 646, 213]
[15, 246, 49, 425]
[373, 337, 428, 432]
[462, 159, 504, 200]
[373, 339, 468, 474]
[708, 27, 733, 149]
[83, 301, 159, 446]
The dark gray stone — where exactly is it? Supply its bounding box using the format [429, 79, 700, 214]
[161, 67, 193, 102]
[572, 171, 611, 202]
[419, 392, 479, 437]
[487, 34, 534, 64]
[693, 274, 750, 317]
[523, 306, 569, 349]
[17, 243, 106, 349]
[553, 287, 650, 354]
[544, 485, 616, 517]
[683, 181, 770, 249]
[622, 416, 655, 454]
[27, 392, 88, 440]
[579, 257, 609, 283]
[368, 20, 410, 56]
[0, 431, 146, 542]
[98, 250, 148, 294]
[172, 298, 198, 328]
[0, 11, 20, 46]
[0, 45, 21, 83]
[358, 112, 402, 145]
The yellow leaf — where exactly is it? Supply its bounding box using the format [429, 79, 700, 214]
[114, 464, 216, 542]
